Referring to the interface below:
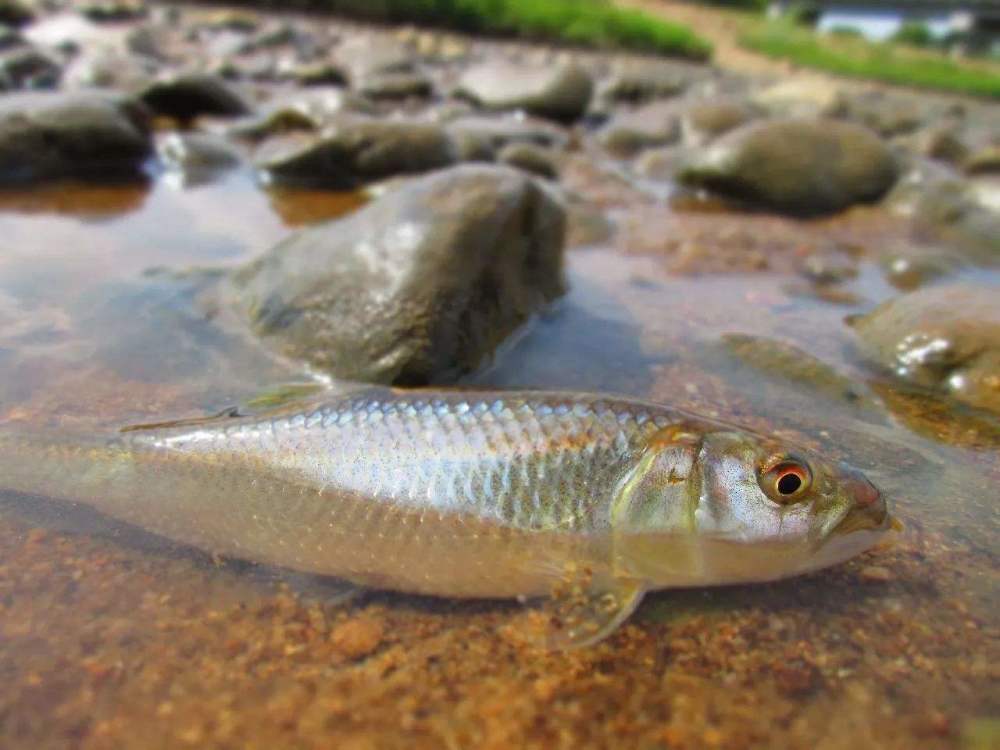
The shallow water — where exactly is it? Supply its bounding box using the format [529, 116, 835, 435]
[0, 161, 997, 749]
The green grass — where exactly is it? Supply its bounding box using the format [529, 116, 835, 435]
[740, 21, 1000, 98]
[234, 0, 712, 60]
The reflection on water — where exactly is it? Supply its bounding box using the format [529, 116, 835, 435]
[0, 165, 997, 748]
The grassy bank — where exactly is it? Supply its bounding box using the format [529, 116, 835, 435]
[741, 21, 1000, 98]
[220, 0, 712, 60]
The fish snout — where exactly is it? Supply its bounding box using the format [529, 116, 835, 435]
[840, 464, 881, 509]
[835, 463, 893, 533]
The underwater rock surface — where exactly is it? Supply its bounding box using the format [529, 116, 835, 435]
[228, 164, 567, 383]
[851, 283, 1000, 415]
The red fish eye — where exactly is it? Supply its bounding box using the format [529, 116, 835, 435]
[760, 460, 812, 503]
[776, 468, 804, 495]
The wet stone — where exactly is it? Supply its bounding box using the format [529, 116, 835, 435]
[61, 49, 157, 90]
[598, 99, 680, 156]
[964, 145, 1000, 176]
[285, 60, 348, 87]
[839, 90, 927, 137]
[227, 164, 566, 383]
[0, 0, 32, 27]
[751, 78, 845, 118]
[0, 90, 152, 184]
[898, 121, 970, 164]
[887, 168, 1000, 259]
[230, 88, 374, 141]
[139, 73, 250, 121]
[498, 142, 558, 179]
[596, 59, 701, 105]
[197, 9, 260, 33]
[850, 283, 1000, 415]
[357, 70, 433, 100]
[444, 115, 568, 156]
[0, 24, 25, 52]
[0, 45, 61, 90]
[329, 616, 384, 660]
[77, 0, 147, 23]
[679, 100, 756, 147]
[336, 35, 414, 82]
[456, 61, 593, 123]
[156, 131, 241, 184]
[879, 244, 961, 291]
[677, 118, 898, 215]
[255, 117, 457, 188]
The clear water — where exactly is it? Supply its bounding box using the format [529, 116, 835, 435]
[0, 162, 996, 748]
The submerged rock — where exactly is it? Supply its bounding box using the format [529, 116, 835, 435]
[444, 115, 568, 162]
[850, 284, 1000, 415]
[255, 117, 456, 188]
[679, 100, 756, 147]
[839, 90, 926, 137]
[61, 49, 157, 90]
[456, 62, 593, 123]
[677, 118, 897, 215]
[358, 70, 433, 100]
[228, 164, 567, 384]
[0, 45, 60, 89]
[157, 131, 241, 185]
[965, 145, 1000, 176]
[229, 88, 374, 140]
[598, 99, 680, 156]
[596, 59, 698, 105]
[498, 142, 558, 179]
[139, 73, 250, 120]
[335, 35, 414, 81]
[0, 91, 152, 184]
[0, 0, 32, 27]
[886, 163, 1000, 259]
[77, 0, 147, 22]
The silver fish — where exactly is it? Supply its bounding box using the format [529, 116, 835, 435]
[0, 387, 892, 645]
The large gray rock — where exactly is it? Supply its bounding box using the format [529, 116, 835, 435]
[457, 62, 593, 123]
[255, 117, 457, 188]
[227, 164, 567, 384]
[0, 91, 152, 184]
[850, 284, 1000, 415]
[677, 118, 898, 215]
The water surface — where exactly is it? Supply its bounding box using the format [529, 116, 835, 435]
[0, 165, 996, 750]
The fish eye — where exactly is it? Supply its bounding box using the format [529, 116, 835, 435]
[759, 457, 812, 504]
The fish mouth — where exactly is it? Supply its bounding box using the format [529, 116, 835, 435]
[832, 498, 893, 535]
[831, 463, 893, 536]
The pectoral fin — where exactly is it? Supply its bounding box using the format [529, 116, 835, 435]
[513, 576, 646, 650]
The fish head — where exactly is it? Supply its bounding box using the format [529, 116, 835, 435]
[612, 427, 894, 586]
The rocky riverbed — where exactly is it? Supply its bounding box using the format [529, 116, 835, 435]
[0, 2, 997, 749]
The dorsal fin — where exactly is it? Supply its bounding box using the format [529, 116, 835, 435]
[120, 380, 393, 433]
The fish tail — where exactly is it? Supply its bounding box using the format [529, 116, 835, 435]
[0, 424, 124, 505]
